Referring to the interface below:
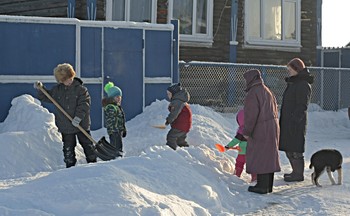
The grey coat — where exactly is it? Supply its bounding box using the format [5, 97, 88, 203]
[243, 70, 281, 174]
[166, 89, 190, 124]
[279, 68, 314, 153]
[37, 77, 91, 134]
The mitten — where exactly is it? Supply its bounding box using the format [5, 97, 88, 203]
[121, 130, 127, 138]
[34, 81, 43, 89]
[165, 120, 170, 126]
[71, 116, 82, 127]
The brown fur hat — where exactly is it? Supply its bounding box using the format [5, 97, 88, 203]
[54, 63, 76, 83]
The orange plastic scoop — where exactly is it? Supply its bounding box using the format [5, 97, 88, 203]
[215, 143, 242, 152]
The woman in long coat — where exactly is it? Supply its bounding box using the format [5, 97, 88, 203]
[242, 69, 281, 194]
[279, 58, 314, 182]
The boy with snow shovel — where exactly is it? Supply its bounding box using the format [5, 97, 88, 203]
[34, 63, 97, 168]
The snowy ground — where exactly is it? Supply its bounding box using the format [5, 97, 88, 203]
[0, 94, 349, 216]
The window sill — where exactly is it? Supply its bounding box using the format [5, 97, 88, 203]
[243, 43, 302, 52]
[180, 41, 213, 48]
[179, 36, 214, 47]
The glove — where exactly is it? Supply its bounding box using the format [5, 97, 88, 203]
[34, 81, 43, 89]
[225, 145, 230, 149]
[121, 130, 127, 138]
[165, 120, 169, 126]
[71, 116, 82, 127]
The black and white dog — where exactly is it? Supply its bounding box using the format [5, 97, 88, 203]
[309, 149, 343, 187]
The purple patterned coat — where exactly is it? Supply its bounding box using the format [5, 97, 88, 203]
[242, 69, 281, 174]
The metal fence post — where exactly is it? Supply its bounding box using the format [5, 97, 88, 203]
[320, 69, 324, 108]
[338, 70, 341, 110]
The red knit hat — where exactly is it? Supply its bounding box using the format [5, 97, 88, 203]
[287, 58, 305, 73]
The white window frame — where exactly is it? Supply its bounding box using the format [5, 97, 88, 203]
[106, 0, 157, 23]
[244, 0, 301, 48]
[168, 0, 214, 45]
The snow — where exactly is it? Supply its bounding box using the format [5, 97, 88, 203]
[0, 94, 350, 216]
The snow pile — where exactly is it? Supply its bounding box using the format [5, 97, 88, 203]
[0, 94, 349, 215]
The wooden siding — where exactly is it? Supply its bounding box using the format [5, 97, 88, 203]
[179, 0, 232, 63]
[178, 0, 318, 66]
[235, 0, 318, 66]
[0, 0, 67, 17]
[0, 0, 105, 20]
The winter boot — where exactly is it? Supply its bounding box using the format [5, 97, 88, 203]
[283, 158, 296, 178]
[268, 173, 274, 193]
[177, 141, 189, 148]
[283, 172, 293, 178]
[248, 174, 270, 194]
[284, 159, 304, 182]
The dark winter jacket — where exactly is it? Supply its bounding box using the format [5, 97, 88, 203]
[243, 69, 281, 174]
[279, 68, 314, 153]
[166, 89, 192, 133]
[102, 98, 126, 136]
[37, 77, 91, 134]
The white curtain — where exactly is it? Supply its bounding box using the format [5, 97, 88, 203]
[263, 0, 281, 40]
[173, 0, 193, 34]
[284, 1, 296, 40]
[246, 0, 261, 39]
[196, 0, 207, 34]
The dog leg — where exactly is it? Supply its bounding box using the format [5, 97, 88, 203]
[314, 168, 324, 187]
[311, 172, 316, 185]
[337, 168, 342, 185]
[326, 167, 336, 185]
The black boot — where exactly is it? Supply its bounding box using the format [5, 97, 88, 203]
[284, 159, 304, 182]
[248, 174, 269, 194]
[268, 173, 274, 193]
[283, 158, 296, 178]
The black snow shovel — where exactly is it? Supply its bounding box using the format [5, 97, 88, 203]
[37, 84, 118, 161]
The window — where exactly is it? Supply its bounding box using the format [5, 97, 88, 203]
[106, 0, 157, 23]
[169, 0, 213, 44]
[245, 0, 300, 47]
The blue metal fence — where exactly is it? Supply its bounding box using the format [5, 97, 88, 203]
[0, 15, 178, 130]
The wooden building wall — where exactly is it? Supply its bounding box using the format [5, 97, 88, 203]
[177, 0, 318, 66]
[178, 0, 232, 63]
[235, 0, 318, 66]
[0, 0, 106, 20]
[0, 0, 318, 66]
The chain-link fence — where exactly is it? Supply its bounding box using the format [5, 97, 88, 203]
[179, 62, 350, 112]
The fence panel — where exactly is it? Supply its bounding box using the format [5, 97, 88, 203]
[179, 62, 350, 112]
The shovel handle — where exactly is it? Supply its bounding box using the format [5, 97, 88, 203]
[152, 125, 167, 129]
[38, 84, 97, 145]
[215, 143, 241, 152]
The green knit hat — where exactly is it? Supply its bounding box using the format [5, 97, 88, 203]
[104, 82, 122, 97]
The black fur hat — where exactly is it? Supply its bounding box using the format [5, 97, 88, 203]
[167, 83, 182, 95]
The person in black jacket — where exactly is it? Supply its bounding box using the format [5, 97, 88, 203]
[279, 58, 314, 182]
[35, 63, 97, 168]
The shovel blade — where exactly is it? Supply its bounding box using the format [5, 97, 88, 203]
[215, 143, 226, 152]
[95, 136, 118, 161]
